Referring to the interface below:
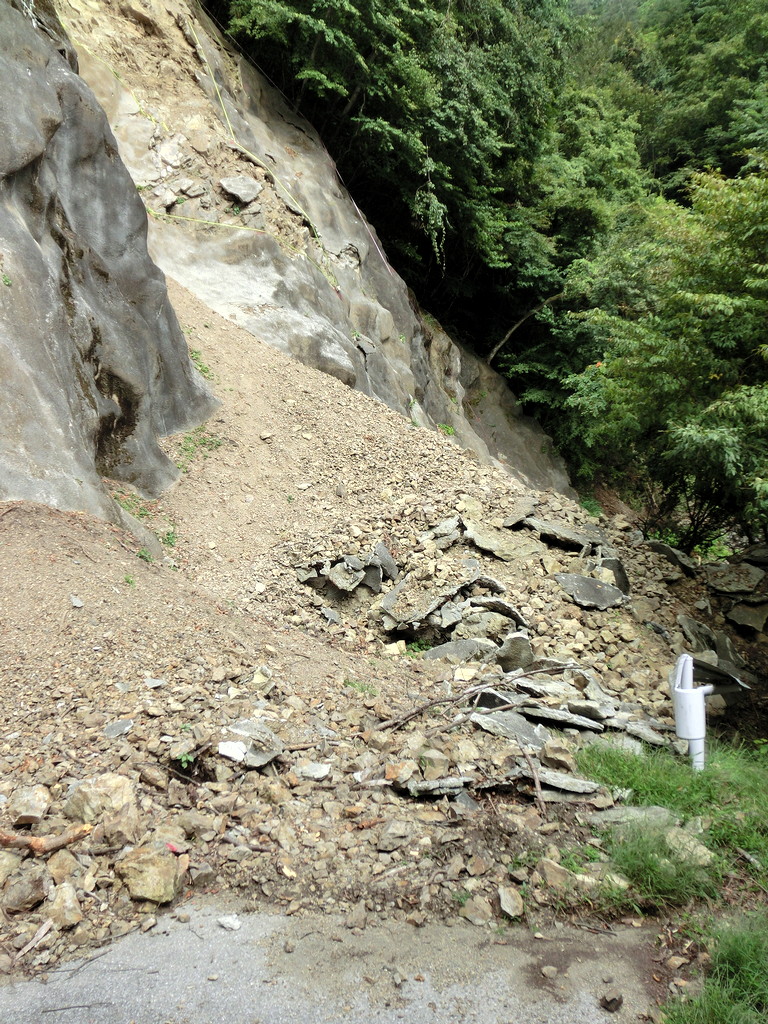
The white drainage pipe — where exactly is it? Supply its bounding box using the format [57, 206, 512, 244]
[671, 653, 714, 770]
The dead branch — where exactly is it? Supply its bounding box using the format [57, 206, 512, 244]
[0, 822, 91, 855]
[522, 748, 547, 821]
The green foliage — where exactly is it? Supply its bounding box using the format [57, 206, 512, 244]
[561, 166, 768, 548]
[663, 913, 768, 1024]
[437, 423, 455, 436]
[137, 548, 154, 563]
[224, 0, 571, 317]
[343, 678, 378, 696]
[189, 349, 214, 380]
[174, 425, 223, 473]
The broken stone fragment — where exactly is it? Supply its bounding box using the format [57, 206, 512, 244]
[463, 520, 544, 562]
[458, 895, 493, 926]
[115, 844, 185, 903]
[422, 638, 497, 663]
[2, 862, 52, 912]
[402, 777, 472, 798]
[498, 885, 524, 918]
[600, 989, 624, 1012]
[523, 517, 608, 553]
[7, 784, 51, 826]
[677, 614, 717, 652]
[326, 560, 366, 592]
[705, 562, 765, 594]
[219, 174, 263, 204]
[496, 633, 534, 671]
[48, 881, 83, 929]
[63, 773, 137, 823]
[0, 852, 22, 887]
[725, 599, 768, 633]
[554, 574, 625, 610]
[370, 542, 399, 581]
[518, 703, 605, 732]
[220, 719, 283, 768]
[469, 595, 529, 628]
[539, 741, 577, 773]
[647, 541, 698, 576]
[469, 710, 550, 750]
[376, 820, 412, 852]
[524, 767, 601, 794]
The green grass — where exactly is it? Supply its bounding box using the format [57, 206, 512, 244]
[576, 743, 768, 883]
[344, 678, 377, 696]
[607, 825, 721, 909]
[175, 426, 223, 472]
[189, 349, 214, 380]
[437, 423, 455, 436]
[663, 913, 768, 1024]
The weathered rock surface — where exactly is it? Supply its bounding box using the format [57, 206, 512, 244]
[0, 0, 217, 528]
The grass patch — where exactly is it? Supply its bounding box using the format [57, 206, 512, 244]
[663, 912, 768, 1024]
[174, 426, 223, 472]
[606, 825, 720, 909]
[576, 743, 768, 887]
[344, 678, 377, 696]
[189, 349, 214, 381]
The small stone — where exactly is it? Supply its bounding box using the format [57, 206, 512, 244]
[69, 594, 84, 608]
[219, 175, 263, 204]
[103, 718, 134, 738]
[541, 965, 558, 979]
[458, 895, 493, 926]
[63, 773, 137, 823]
[48, 882, 83, 929]
[498, 886, 524, 919]
[2, 862, 52, 912]
[666, 955, 689, 971]
[7, 784, 51, 826]
[217, 914, 241, 931]
[599, 988, 624, 1012]
[115, 845, 184, 904]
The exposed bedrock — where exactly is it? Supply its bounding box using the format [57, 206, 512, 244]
[0, 0, 217, 526]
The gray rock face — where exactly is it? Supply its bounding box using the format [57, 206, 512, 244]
[0, 1, 217, 523]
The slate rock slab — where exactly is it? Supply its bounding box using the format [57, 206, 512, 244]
[554, 574, 625, 610]
[705, 562, 765, 594]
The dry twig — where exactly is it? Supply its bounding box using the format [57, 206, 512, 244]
[0, 822, 91, 855]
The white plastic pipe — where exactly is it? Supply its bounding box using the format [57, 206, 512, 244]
[671, 654, 714, 770]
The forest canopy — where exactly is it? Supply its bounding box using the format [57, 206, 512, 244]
[213, 0, 768, 551]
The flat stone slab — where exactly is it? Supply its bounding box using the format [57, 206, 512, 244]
[554, 574, 625, 610]
[463, 520, 544, 562]
[517, 703, 605, 732]
[726, 600, 768, 632]
[705, 562, 765, 594]
[647, 541, 698, 576]
[523, 517, 608, 552]
[469, 710, 551, 750]
[219, 175, 264, 204]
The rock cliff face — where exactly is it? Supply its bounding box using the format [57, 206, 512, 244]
[0, 0, 217, 526]
[59, 0, 573, 494]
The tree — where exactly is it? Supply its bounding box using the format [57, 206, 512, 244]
[563, 164, 768, 548]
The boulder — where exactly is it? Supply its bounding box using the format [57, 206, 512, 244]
[0, 1, 218, 526]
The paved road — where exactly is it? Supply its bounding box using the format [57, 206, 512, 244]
[0, 898, 659, 1023]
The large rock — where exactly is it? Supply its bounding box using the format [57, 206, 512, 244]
[0, 1, 218, 525]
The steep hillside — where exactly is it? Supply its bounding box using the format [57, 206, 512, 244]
[59, 0, 572, 493]
[0, 0, 765, 1003]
